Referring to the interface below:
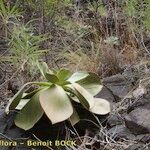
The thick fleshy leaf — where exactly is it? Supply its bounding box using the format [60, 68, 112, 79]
[5, 82, 51, 114]
[5, 83, 30, 114]
[90, 98, 111, 115]
[15, 92, 44, 130]
[67, 71, 89, 83]
[15, 99, 30, 110]
[39, 85, 73, 124]
[72, 83, 95, 109]
[37, 62, 51, 77]
[77, 72, 103, 96]
[57, 69, 72, 81]
[69, 95, 80, 103]
[69, 108, 80, 126]
[22, 89, 41, 99]
[45, 73, 59, 83]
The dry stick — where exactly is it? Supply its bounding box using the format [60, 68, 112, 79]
[0, 133, 13, 141]
[94, 117, 128, 149]
[114, 79, 141, 112]
[0, 49, 9, 57]
[139, 142, 150, 150]
[80, 118, 126, 148]
[140, 27, 150, 56]
[74, 135, 127, 148]
[141, 36, 150, 56]
[68, 119, 88, 150]
[114, 1, 119, 39]
[69, 120, 83, 144]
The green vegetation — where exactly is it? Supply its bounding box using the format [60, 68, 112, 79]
[8, 24, 48, 71]
[0, 0, 149, 74]
[0, 0, 21, 37]
[5, 62, 110, 130]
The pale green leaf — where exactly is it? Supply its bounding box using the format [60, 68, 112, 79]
[45, 73, 59, 83]
[77, 72, 103, 96]
[67, 71, 89, 83]
[22, 89, 41, 99]
[72, 83, 95, 109]
[15, 99, 30, 110]
[15, 92, 44, 130]
[5, 82, 51, 114]
[39, 85, 73, 124]
[37, 62, 52, 77]
[90, 98, 111, 115]
[5, 82, 30, 114]
[69, 108, 80, 126]
[57, 69, 72, 81]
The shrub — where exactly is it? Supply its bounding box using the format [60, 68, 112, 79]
[0, 0, 21, 37]
[5, 62, 110, 130]
[1, 24, 48, 73]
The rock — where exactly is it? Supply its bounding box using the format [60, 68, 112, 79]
[0, 109, 26, 138]
[29, 114, 66, 141]
[102, 74, 133, 101]
[108, 124, 150, 144]
[132, 85, 146, 98]
[108, 125, 135, 140]
[0, 109, 7, 132]
[107, 114, 123, 127]
[7, 78, 23, 95]
[95, 86, 115, 103]
[0, 109, 68, 149]
[127, 98, 150, 113]
[125, 108, 150, 135]
[0, 109, 32, 150]
[125, 98, 150, 135]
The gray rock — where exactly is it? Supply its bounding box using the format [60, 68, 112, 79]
[103, 74, 126, 84]
[107, 114, 123, 127]
[108, 125, 150, 145]
[0, 109, 7, 133]
[0, 109, 25, 138]
[108, 125, 135, 140]
[108, 125, 150, 144]
[0, 109, 31, 150]
[102, 74, 133, 101]
[125, 107, 150, 135]
[127, 98, 150, 113]
[95, 86, 115, 103]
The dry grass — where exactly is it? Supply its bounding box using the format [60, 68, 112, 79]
[62, 41, 101, 73]
[48, 0, 150, 78]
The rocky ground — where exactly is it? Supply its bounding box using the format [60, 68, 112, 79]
[103, 74, 150, 150]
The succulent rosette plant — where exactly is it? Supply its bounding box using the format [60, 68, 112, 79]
[5, 62, 110, 130]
